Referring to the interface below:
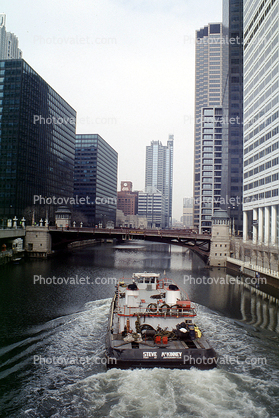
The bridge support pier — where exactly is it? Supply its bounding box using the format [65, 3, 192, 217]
[25, 226, 52, 258]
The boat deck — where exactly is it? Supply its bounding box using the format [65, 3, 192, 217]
[106, 274, 217, 369]
[116, 281, 197, 317]
[111, 333, 208, 350]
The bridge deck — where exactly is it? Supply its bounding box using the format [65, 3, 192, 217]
[48, 227, 211, 259]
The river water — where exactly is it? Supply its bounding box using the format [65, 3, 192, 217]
[0, 241, 279, 418]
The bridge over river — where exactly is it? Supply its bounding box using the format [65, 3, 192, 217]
[49, 227, 211, 259]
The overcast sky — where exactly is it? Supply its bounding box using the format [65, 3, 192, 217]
[3, 0, 222, 219]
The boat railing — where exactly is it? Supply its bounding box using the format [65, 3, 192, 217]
[156, 279, 197, 312]
[116, 278, 197, 315]
[179, 287, 194, 305]
[115, 304, 197, 317]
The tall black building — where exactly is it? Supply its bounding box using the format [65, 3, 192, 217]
[223, 0, 243, 234]
[74, 134, 118, 226]
[0, 59, 76, 221]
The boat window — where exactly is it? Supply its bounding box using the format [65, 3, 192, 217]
[145, 278, 150, 283]
[151, 278, 155, 283]
[138, 278, 143, 283]
[128, 283, 138, 290]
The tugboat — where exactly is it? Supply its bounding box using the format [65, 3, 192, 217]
[106, 273, 217, 369]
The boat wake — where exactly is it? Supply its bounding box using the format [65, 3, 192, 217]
[0, 299, 278, 418]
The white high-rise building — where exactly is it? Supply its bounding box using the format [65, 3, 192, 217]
[138, 188, 166, 229]
[145, 136, 173, 228]
[243, 0, 279, 245]
[0, 14, 22, 59]
[193, 23, 229, 234]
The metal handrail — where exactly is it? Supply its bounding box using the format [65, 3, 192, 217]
[117, 277, 197, 313]
[115, 304, 197, 317]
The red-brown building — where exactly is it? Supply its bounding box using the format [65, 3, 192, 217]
[117, 182, 138, 215]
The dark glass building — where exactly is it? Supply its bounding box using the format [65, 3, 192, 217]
[0, 59, 76, 221]
[74, 134, 118, 226]
[223, 0, 243, 234]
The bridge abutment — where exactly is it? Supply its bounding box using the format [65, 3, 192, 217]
[25, 226, 52, 258]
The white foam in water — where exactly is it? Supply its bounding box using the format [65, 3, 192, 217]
[5, 298, 279, 418]
[57, 368, 271, 418]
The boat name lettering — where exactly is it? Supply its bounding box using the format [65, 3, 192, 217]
[161, 352, 182, 359]
[143, 352, 158, 359]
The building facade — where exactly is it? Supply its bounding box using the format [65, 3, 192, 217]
[138, 189, 166, 229]
[182, 197, 194, 228]
[74, 134, 118, 226]
[243, 0, 279, 245]
[193, 23, 228, 233]
[223, 0, 244, 235]
[145, 135, 173, 228]
[116, 209, 147, 229]
[194, 6, 243, 235]
[0, 59, 76, 221]
[199, 106, 226, 233]
[0, 14, 22, 59]
[117, 181, 138, 216]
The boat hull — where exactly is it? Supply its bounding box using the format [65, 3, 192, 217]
[106, 344, 217, 370]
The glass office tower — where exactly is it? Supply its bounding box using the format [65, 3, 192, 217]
[74, 134, 118, 226]
[0, 59, 76, 221]
[223, 0, 244, 235]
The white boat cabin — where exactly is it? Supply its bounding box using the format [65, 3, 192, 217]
[132, 272, 160, 291]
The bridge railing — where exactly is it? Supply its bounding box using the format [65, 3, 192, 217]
[48, 226, 201, 233]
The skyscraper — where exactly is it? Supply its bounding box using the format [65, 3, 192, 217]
[74, 134, 118, 226]
[193, 23, 228, 233]
[0, 14, 22, 59]
[0, 59, 76, 220]
[193, 3, 244, 235]
[145, 135, 173, 228]
[243, 0, 279, 245]
[223, 0, 244, 235]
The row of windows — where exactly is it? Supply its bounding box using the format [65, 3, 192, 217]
[244, 0, 276, 50]
[244, 172, 279, 190]
[244, 126, 279, 166]
[244, 188, 278, 203]
[244, 105, 279, 144]
[245, 75, 279, 130]
[0, 63, 75, 117]
[244, 51, 279, 118]
[244, 33, 278, 104]
[245, 1, 278, 70]
[244, 0, 268, 38]
[245, 156, 279, 179]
